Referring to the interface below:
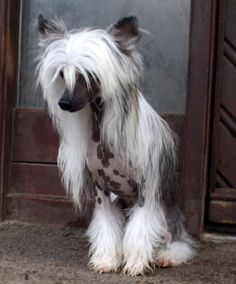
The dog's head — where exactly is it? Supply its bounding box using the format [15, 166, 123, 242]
[38, 15, 142, 113]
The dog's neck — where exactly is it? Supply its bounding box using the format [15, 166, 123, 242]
[90, 97, 103, 143]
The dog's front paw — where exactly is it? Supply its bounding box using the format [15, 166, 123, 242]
[89, 257, 121, 273]
[98, 266, 116, 274]
[122, 255, 154, 276]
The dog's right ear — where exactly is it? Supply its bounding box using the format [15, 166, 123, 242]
[38, 15, 66, 46]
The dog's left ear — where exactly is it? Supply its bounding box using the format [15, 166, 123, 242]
[38, 15, 66, 46]
[108, 16, 140, 45]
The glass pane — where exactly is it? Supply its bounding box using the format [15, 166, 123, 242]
[18, 0, 191, 114]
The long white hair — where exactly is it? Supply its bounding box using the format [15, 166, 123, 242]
[37, 16, 177, 210]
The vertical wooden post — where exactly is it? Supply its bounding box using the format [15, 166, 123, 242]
[0, 0, 21, 220]
[181, 0, 218, 237]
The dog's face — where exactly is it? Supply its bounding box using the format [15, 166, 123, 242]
[38, 15, 141, 113]
[57, 70, 99, 112]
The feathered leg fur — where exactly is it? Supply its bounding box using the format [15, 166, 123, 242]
[87, 188, 125, 273]
[122, 202, 170, 276]
[122, 202, 196, 275]
[157, 229, 196, 267]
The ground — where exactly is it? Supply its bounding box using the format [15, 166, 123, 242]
[0, 221, 236, 284]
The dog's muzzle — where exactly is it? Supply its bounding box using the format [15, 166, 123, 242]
[58, 89, 72, 111]
[58, 88, 88, 112]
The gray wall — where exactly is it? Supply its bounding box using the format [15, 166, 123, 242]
[18, 0, 191, 114]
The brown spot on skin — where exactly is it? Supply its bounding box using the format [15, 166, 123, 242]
[98, 171, 111, 184]
[97, 144, 115, 168]
[91, 114, 100, 142]
[103, 175, 110, 183]
[113, 169, 125, 178]
[128, 179, 138, 189]
[109, 152, 114, 158]
[96, 169, 123, 195]
[113, 169, 120, 176]
[92, 128, 100, 143]
[109, 181, 121, 190]
[90, 97, 103, 142]
[106, 186, 117, 192]
[132, 186, 138, 193]
[102, 160, 109, 168]
[127, 178, 139, 193]
[97, 197, 102, 204]
[95, 180, 102, 190]
[104, 190, 110, 197]
[97, 144, 103, 160]
[97, 169, 105, 177]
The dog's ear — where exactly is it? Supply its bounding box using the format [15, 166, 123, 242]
[38, 15, 66, 46]
[108, 16, 140, 45]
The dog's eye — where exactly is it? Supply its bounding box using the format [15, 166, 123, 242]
[59, 70, 64, 79]
[86, 72, 99, 84]
[86, 72, 93, 81]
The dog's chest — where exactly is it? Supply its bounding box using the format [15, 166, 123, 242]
[86, 100, 139, 201]
[86, 139, 138, 200]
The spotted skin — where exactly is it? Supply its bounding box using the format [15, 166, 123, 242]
[86, 100, 143, 206]
[97, 144, 114, 168]
[87, 140, 140, 205]
[113, 169, 119, 176]
[104, 189, 110, 197]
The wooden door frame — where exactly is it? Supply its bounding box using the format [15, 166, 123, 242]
[181, 0, 219, 237]
[0, 0, 21, 220]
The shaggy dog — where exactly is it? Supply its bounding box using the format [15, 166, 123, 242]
[37, 15, 195, 276]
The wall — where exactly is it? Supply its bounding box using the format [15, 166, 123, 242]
[18, 0, 191, 114]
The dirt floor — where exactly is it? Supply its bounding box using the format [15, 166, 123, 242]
[0, 221, 236, 284]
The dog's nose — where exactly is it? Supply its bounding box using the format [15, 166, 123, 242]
[58, 100, 71, 111]
[58, 89, 71, 111]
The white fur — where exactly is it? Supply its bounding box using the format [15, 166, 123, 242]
[123, 202, 170, 276]
[157, 241, 196, 266]
[157, 228, 196, 267]
[87, 189, 125, 272]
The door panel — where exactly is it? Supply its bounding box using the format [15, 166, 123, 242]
[217, 124, 236, 186]
[209, 200, 236, 224]
[208, 0, 236, 227]
[11, 163, 64, 195]
[4, 0, 191, 224]
[221, 57, 236, 117]
[12, 109, 58, 163]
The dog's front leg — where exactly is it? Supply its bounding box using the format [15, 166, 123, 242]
[123, 201, 169, 276]
[87, 188, 125, 273]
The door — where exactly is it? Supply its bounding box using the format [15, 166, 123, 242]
[181, 0, 236, 237]
[0, 0, 191, 224]
[207, 0, 236, 230]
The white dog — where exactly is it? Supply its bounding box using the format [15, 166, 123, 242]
[37, 15, 195, 276]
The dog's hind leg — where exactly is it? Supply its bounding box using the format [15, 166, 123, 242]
[122, 201, 169, 276]
[156, 207, 196, 267]
[87, 188, 125, 273]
